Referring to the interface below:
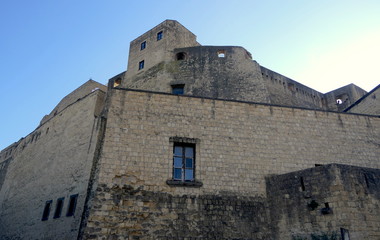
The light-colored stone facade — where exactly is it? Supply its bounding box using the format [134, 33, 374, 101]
[0, 81, 106, 239]
[345, 84, 380, 115]
[1, 20, 380, 240]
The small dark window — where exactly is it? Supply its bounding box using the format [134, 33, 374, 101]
[53, 198, 64, 219]
[173, 143, 195, 181]
[157, 31, 163, 41]
[138, 60, 144, 70]
[300, 177, 305, 191]
[66, 194, 78, 217]
[140, 41, 146, 50]
[176, 52, 187, 60]
[171, 84, 185, 95]
[113, 78, 121, 87]
[42, 200, 52, 221]
[341, 228, 350, 240]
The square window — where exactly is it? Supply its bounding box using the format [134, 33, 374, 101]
[171, 84, 184, 95]
[41, 200, 52, 221]
[138, 60, 144, 70]
[53, 197, 64, 219]
[157, 31, 163, 41]
[66, 194, 78, 217]
[140, 41, 146, 50]
[172, 143, 195, 182]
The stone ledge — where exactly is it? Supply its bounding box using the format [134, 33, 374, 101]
[166, 179, 203, 187]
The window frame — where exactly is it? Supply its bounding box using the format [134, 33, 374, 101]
[173, 142, 195, 182]
[140, 41, 146, 50]
[138, 60, 145, 70]
[167, 137, 202, 187]
[157, 31, 163, 41]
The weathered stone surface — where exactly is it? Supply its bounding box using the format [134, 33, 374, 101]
[345, 84, 380, 115]
[0, 82, 106, 240]
[82, 89, 380, 239]
[267, 164, 380, 240]
[1, 20, 379, 240]
[83, 183, 270, 239]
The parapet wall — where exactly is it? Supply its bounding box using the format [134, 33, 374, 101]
[324, 83, 367, 112]
[40, 80, 107, 125]
[260, 66, 325, 109]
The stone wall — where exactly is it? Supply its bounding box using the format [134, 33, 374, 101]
[266, 164, 380, 240]
[124, 46, 271, 104]
[0, 89, 105, 240]
[345, 85, 380, 115]
[324, 84, 367, 112]
[125, 20, 200, 80]
[82, 89, 380, 239]
[40, 80, 107, 125]
[260, 66, 324, 109]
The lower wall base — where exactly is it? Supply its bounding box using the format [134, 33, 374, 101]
[83, 184, 271, 240]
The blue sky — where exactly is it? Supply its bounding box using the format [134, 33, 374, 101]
[1, 0, 379, 149]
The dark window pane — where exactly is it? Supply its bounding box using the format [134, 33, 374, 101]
[42, 200, 52, 221]
[172, 87, 184, 95]
[174, 168, 182, 180]
[66, 194, 78, 217]
[53, 198, 64, 219]
[174, 146, 182, 156]
[174, 157, 182, 168]
[185, 158, 193, 168]
[139, 60, 144, 70]
[185, 147, 193, 157]
[140, 41, 146, 50]
[157, 31, 163, 41]
[185, 169, 194, 181]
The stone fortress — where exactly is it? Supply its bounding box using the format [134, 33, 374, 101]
[0, 20, 379, 240]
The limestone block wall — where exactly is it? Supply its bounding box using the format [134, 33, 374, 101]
[324, 84, 367, 112]
[125, 20, 200, 79]
[345, 85, 380, 115]
[82, 89, 380, 239]
[40, 80, 107, 125]
[124, 46, 271, 104]
[267, 164, 380, 240]
[0, 90, 105, 240]
[260, 66, 324, 109]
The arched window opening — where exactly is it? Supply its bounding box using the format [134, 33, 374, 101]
[176, 52, 187, 61]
